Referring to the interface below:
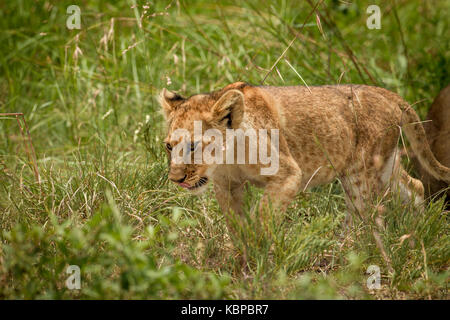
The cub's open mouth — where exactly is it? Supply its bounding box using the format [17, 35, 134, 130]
[178, 177, 208, 190]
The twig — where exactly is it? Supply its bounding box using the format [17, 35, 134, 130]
[0, 113, 41, 184]
[284, 59, 312, 93]
[305, 0, 378, 85]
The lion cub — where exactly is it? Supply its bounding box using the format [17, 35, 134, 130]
[160, 82, 450, 221]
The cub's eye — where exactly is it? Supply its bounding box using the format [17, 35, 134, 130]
[165, 143, 172, 151]
[190, 141, 200, 152]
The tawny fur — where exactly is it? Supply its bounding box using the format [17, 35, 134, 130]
[411, 85, 450, 206]
[160, 82, 450, 222]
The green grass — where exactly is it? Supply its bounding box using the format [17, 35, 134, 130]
[0, 0, 449, 299]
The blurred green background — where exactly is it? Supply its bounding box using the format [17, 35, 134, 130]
[0, 0, 448, 299]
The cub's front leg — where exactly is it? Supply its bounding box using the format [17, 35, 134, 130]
[259, 152, 303, 215]
[213, 180, 245, 223]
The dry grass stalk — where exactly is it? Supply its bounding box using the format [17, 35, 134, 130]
[0, 113, 40, 184]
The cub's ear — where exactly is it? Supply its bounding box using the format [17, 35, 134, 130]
[159, 88, 184, 118]
[210, 89, 245, 129]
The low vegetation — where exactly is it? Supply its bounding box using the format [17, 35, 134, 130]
[0, 0, 448, 299]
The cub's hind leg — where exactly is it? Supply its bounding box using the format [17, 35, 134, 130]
[395, 166, 424, 207]
[340, 168, 382, 228]
[379, 151, 425, 208]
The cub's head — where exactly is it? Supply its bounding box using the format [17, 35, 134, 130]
[159, 84, 246, 194]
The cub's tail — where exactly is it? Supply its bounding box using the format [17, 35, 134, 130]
[400, 104, 450, 182]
